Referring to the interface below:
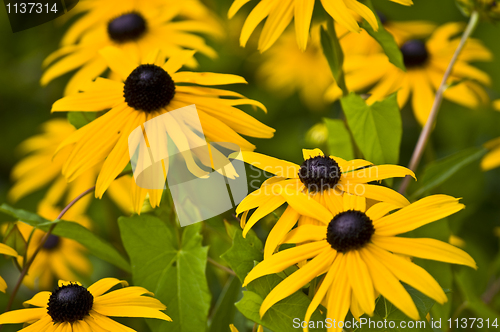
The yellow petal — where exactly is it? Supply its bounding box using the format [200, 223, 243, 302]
[242, 194, 286, 237]
[302, 148, 324, 160]
[0, 308, 47, 324]
[326, 255, 351, 332]
[232, 152, 300, 178]
[372, 235, 477, 269]
[280, 187, 333, 223]
[0, 243, 18, 257]
[243, 240, 330, 286]
[365, 202, 400, 221]
[23, 291, 51, 308]
[228, 0, 252, 19]
[346, 250, 375, 315]
[342, 165, 416, 184]
[258, 0, 294, 52]
[367, 243, 447, 304]
[240, 0, 275, 47]
[294, 0, 315, 51]
[320, 0, 360, 33]
[360, 247, 420, 321]
[88, 278, 129, 297]
[263, 206, 300, 258]
[260, 249, 335, 317]
[345, 183, 410, 207]
[343, 193, 366, 212]
[374, 195, 464, 236]
[282, 224, 326, 244]
[344, 0, 378, 30]
[98, 46, 137, 81]
[304, 254, 343, 332]
[171, 72, 247, 85]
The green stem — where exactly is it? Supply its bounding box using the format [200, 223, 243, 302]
[398, 11, 480, 194]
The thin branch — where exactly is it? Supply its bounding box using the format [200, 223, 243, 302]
[207, 256, 236, 276]
[399, 11, 480, 194]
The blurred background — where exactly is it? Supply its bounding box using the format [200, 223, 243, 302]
[1, 0, 500, 331]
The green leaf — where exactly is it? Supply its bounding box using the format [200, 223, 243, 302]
[358, 285, 436, 332]
[322, 118, 354, 160]
[223, 223, 326, 331]
[320, 20, 348, 95]
[341, 93, 402, 165]
[411, 147, 487, 198]
[118, 215, 211, 332]
[360, 0, 406, 71]
[0, 204, 51, 225]
[208, 276, 242, 332]
[0, 204, 130, 272]
[67, 112, 96, 129]
[221, 220, 263, 284]
[237, 275, 327, 332]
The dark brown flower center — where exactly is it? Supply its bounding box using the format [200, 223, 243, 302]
[123, 64, 176, 112]
[42, 234, 60, 250]
[47, 283, 94, 323]
[108, 12, 147, 43]
[298, 155, 341, 192]
[326, 210, 374, 252]
[401, 40, 429, 68]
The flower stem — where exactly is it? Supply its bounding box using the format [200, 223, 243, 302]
[398, 11, 480, 194]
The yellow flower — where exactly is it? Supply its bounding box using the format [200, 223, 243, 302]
[243, 193, 476, 331]
[51, 47, 274, 212]
[229, 0, 412, 52]
[0, 278, 171, 331]
[233, 148, 414, 258]
[0, 243, 19, 292]
[16, 202, 92, 290]
[329, 22, 492, 125]
[481, 136, 500, 171]
[257, 25, 333, 110]
[8, 119, 134, 215]
[42, 0, 222, 95]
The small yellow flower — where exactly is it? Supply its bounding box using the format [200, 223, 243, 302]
[43, 0, 222, 95]
[234, 148, 414, 258]
[328, 22, 492, 125]
[243, 193, 475, 331]
[0, 278, 171, 331]
[51, 47, 274, 212]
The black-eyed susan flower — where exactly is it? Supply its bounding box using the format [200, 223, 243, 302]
[243, 193, 476, 331]
[0, 243, 19, 292]
[233, 148, 414, 257]
[228, 0, 412, 52]
[257, 25, 333, 110]
[16, 202, 92, 290]
[8, 119, 134, 215]
[0, 278, 171, 331]
[42, 0, 222, 95]
[51, 47, 275, 211]
[330, 22, 492, 125]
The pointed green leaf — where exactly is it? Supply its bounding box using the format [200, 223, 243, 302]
[341, 93, 402, 165]
[323, 118, 354, 160]
[118, 215, 211, 332]
[411, 147, 486, 197]
[320, 20, 348, 95]
[0, 204, 130, 271]
[360, 0, 406, 71]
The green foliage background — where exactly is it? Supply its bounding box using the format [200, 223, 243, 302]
[0, 0, 500, 331]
